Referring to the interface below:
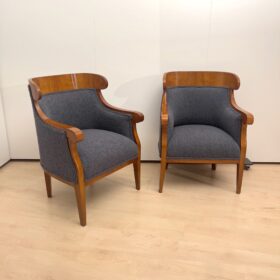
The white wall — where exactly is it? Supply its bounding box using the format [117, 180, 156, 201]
[0, 1, 10, 166]
[0, 0, 279, 161]
[0, 89, 10, 166]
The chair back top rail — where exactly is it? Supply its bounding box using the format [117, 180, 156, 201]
[163, 71, 240, 90]
[29, 73, 108, 100]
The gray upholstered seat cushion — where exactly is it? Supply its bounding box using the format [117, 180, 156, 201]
[167, 125, 240, 160]
[78, 129, 138, 181]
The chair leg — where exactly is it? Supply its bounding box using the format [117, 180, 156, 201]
[44, 172, 52, 198]
[211, 164, 216, 170]
[166, 163, 169, 170]
[159, 160, 167, 193]
[74, 183, 86, 226]
[236, 161, 244, 194]
[133, 159, 141, 190]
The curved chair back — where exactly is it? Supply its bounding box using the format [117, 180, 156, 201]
[163, 71, 240, 90]
[29, 73, 110, 130]
[163, 72, 242, 142]
[29, 73, 108, 100]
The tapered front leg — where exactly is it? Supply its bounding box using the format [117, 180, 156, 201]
[74, 183, 86, 226]
[211, 164, 216, 170]
[44, 171, 52, 197]
[133, 159, 141, 190]
[159, 160, 167, 193]
[236, 161, 244, 194]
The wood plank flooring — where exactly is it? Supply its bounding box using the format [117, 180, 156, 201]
[0, 162, 279, 279]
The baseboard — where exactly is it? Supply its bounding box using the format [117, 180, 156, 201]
[253, 162, 280, 164]
[1, 159, 279, 169]
[142, 160, 280, 164]
[10, 159, 40, 162]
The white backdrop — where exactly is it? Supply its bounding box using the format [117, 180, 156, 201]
[0, 0, 279, 161]
[0, 89, 10, 166]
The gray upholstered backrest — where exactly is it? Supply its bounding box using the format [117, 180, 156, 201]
[38, 89, 103, 129]
[166, 87, 242, 144]
[167, 87, 228, 125]
[38, 88, 134, 140]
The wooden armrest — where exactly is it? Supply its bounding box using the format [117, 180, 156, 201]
[35, 103, 84, 143]
[98, 91, 144, 123]
[233, 104, 254, 125]
[161, 113, 168, 126]
[161, 91, 169, 128]
[230, 94, 254, 125]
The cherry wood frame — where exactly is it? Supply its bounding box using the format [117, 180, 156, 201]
[29, 73, 144, 226]
[159, 71, 254, 194]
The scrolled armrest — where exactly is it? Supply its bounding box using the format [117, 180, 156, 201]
[97, 92, 144, 123]
[161, 113, 168, 126]
[230, 94, 254, 125]
[231, 104, 254, 125]
[160, 93, 175, 144]
[66, 127, 84, 143]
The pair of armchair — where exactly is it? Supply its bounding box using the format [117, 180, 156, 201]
[29, 72, 253, 226]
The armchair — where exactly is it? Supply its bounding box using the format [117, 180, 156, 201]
[159, 71, 254, 193]
[29, 73, 144, 226]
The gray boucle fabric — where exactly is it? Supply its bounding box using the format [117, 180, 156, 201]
[167, 125, 240, 160]
[30, 91, 77, 182]
[39, 89, 134, 141]
[78, 129, 138, 181]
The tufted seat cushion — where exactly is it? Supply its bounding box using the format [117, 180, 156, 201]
[78, 129, 138, 181]
[167, 125, 240, 160]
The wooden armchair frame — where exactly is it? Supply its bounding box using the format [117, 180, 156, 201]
[159, 71, 254, 194]
[29, 73, 144, 226]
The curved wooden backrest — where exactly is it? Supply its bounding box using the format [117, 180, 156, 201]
[29, 73, 108, 100]
[163, 71, 240, 90]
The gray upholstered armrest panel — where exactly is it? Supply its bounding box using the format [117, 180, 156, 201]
[32, 106, 77, 183]
[94, 108, 134, 141]
[219, 107, 242, 145]
[167, 107, 175, 141]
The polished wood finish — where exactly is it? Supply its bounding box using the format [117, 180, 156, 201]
[29, 73, 108, 98]
[98, 90, 144, 123]
[164, 71, 240, 90]
[1, 162, 280, 280]
[44, 171, 52, 197]
[230, 91, 254, 124]
[132, 123, 141, 190]
[68, 137, 87, 226]
[167, 159, 240, 164]
[133, 160, 141, 190]
[236, 119, 248, 194]
[159, 71, 254, 193]
[159, 92, 168, 193]
[29, 73, 143, 226]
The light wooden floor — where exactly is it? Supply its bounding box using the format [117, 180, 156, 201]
[0, 162, 279, 280]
